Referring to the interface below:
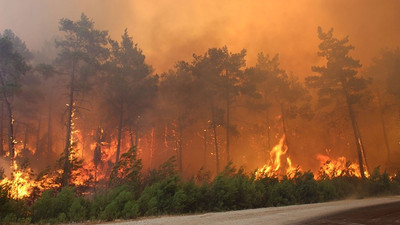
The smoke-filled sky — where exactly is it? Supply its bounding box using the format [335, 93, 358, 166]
[0, 0, 399, 75]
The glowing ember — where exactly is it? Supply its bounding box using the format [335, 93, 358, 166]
[255, 134, 298, 179]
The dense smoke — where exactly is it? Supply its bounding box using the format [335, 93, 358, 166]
[0, 0, 399, 186]
[1, 0, 400, 75]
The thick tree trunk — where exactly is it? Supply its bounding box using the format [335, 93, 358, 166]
[343, 85, 367, 179]
[62, 60, 76, 187]
[115, 105, 123, 164]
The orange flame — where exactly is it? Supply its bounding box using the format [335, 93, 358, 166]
[316, 154, 369, 179]
[255, 134, 298, 179]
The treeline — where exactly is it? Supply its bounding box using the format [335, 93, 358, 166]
[1, 147, 400, 223]
[0, 12, 399, 207]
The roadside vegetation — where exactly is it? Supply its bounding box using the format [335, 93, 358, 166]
[1, 148, 399, 224]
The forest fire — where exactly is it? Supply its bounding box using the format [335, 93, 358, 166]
[317, 154, 369, 179]
[0, 2, 399, 222]
[255, 134, 299, 179]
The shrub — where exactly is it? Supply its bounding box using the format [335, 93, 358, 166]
[367, 167, 391, 196]
[122, 200, 140, 219]
[68, 198, 87, 222]
[138, 175, 180, 215]
[270, 179, 296, 206]
[293, 171, 319, 204]
[317, 180, 337, 201]
[91, 185, 136, 221]
[100, 201, 118, 221]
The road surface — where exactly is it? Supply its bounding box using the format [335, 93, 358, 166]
[104, 196, 400, 225]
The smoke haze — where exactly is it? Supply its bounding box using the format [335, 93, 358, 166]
[1, 0, 399, 75]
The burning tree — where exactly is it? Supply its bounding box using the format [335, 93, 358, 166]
[158, 62, 205, 174]
[245, 53, 313, 160]
[190, 47, 247, 173]
[103, 29, 156, 164]
[306, 27, 370, 178]
[0, 31, 30, 160]
[56, 13, 109, 186]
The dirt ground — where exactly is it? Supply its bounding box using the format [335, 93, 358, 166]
[103, 196, 400, 225]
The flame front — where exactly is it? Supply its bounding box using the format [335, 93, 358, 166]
[255, 134, 298, 179]
[317, 154, 369, 179]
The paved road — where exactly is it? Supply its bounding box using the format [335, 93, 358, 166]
[299, 201, 400, 224]
[105, 196, 400, 225]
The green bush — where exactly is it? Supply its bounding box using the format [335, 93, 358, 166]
[317, 180, 337, 201]
[2, 162, 400, 223]
[100, 201, 118, 221]
[68, 198, 87, 222]
[122, 200, 140, 219]
[367, 167, 391, 196]
[138, 175, 180, 215]
[293, 171, 319, 204]
[254, 176, 279, 207]
[91, 185, 137, 221]
[270, 179, 296, 206]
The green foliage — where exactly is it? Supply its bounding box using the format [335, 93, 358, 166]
[2, 167, 400, 223]
[90, 185, 137, 221]
[293, 171, 319, 204]
[110, 146, 143, 188]
[68, 198, 87, 222]
[367, 167, 392, 196]
[210, 164, 260, 211]
[317, 180, 337, 201]
[144, 156, 177, 186]
[270, 179, 296, 206]
[33, 186, 87, 223]
[138, 175, 180, 215]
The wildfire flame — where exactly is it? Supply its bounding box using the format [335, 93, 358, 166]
[255, 134, 298, 179]
[317, 154, 369, 179]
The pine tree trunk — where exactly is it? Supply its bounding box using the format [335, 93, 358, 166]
[0, 73, 15, 162]
[135, 119, 139, 147]
[115, 105, 124, 164]
[62, 59, 76, 187]
[203, 127, 207, 167]
[266, 110, 271, 161]
[23, 125, 28, 150]
[226, 86, 231, 163]
[343, 85, 367, 179]
[211, 105, 220, 174]
[377, 91, 391, 162]
[0, 101, 4, 156]
[149, 127, 154, 168]
[280, 102, 290, 150]
[177, 125, 183, 175]
[5, 99, 15, 160]
[129, 125, 134, 148]
[47, 102, 53, 155]
[36, 117, 41, 154]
